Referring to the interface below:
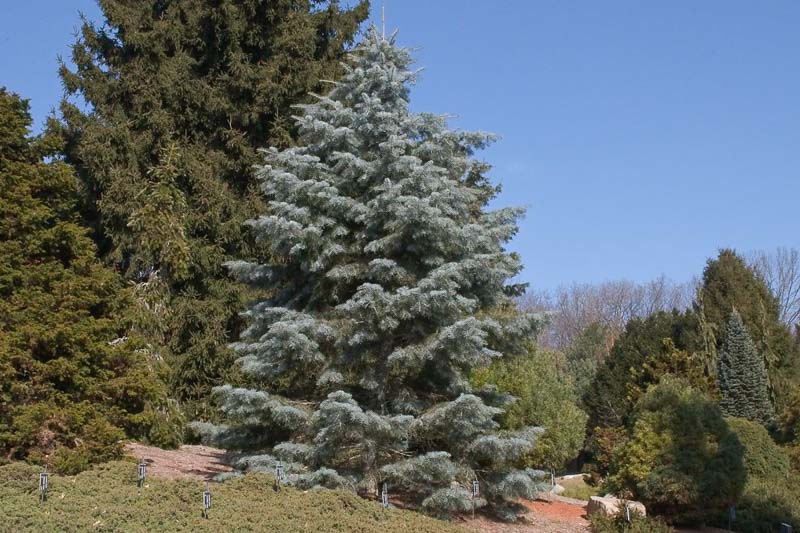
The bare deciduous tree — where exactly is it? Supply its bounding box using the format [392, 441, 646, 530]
[520, 276, 694, 352]
[750, 247, 800, 327]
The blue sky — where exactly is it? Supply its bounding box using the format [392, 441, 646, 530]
[2, 1, 798, 291]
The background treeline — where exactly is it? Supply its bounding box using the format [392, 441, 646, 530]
[510, 248, 800, 530]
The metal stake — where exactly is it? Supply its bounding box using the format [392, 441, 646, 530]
[203, 482, 212, 519]
[137, 458, 147, 488]
[471, 479, 479, 519]
[275, 461, 285, 491]
[38, 466, 49, 503]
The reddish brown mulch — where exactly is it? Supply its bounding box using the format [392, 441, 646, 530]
[125, 442, 591, 532]
[124, 442, 232, 481]
[460, 497, 590, 533]
[525, 498, 589, 526]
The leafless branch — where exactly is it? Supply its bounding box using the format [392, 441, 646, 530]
[749, 247, 800, 327]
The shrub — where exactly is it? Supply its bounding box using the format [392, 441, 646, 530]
[136, 400, 187, 450]
[559, 475, 599, 500]
[471, 347, 588, 472]
[606, 380, 746, 524]
[724, 479, 800, 533]
[590, 509, 673, 533]
[710, 417, 798, 532]
[587, 426, 628, 475]
[779, 388, 800, 444]
[787, 444, 800, 473]
[726, 417, 790, 480]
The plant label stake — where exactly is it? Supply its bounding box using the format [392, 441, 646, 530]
[38, 466, 49, 503]
[381, 483, 389, 509]
[728, 505, 736, 530]
[202, 482, 212, 519]
[275, 461, 285, 491]
[625, 502, 631, 522]
[550, 470, 555, 487]
[471, 480, 479, 519]
[137, 458, 147, 488]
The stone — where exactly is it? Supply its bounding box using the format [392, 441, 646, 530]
[550, 483, 565, 495]
[587, 496, 646, 517]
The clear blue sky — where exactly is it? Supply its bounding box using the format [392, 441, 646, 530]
[2, 1, 798, 291]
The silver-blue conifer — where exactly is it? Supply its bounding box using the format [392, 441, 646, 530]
[194, 28, 545, 519]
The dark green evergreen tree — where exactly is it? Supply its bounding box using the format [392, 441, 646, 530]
[54, 0, 369, 416]
[0, 88, 175, 472]
[718, 310, 774, 426]
[584, 309, 708, 431]
[565, 321, 610, 406]
[698, 249, 800, 411]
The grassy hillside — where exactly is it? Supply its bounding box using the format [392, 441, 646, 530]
[0, 461, 465, 532]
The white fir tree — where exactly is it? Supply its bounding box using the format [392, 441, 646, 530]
[193, 28, 545, 520]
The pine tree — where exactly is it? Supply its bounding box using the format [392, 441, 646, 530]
[718, 310, 774, 426]
[0, 88, 175, 472]
[54, 0, 369, 417]
[698, 249, 800, 411]
[193, 30, 545, 519]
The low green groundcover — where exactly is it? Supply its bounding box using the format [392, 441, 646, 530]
[0, 461, 466, 532]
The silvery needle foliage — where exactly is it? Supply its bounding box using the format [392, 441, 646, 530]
[193, 28, 545, 519]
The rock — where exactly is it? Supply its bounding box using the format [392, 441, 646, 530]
[550, 483, 565, 495]
[587, 495, 646, 517]
[586, 496, 618, 516]
[625, 500, 646, 517]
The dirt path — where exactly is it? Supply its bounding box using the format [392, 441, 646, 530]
[124, 442, 590, 532]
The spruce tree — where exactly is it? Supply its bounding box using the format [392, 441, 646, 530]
[718, 310, 774, 426]
[698, 249, 800, 411]
[194, 30, 545, 519]
[54, 0, 369, 417]
[0, 88, 175, 472]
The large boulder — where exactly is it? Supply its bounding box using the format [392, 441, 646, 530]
[587, 496, 646, 517]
